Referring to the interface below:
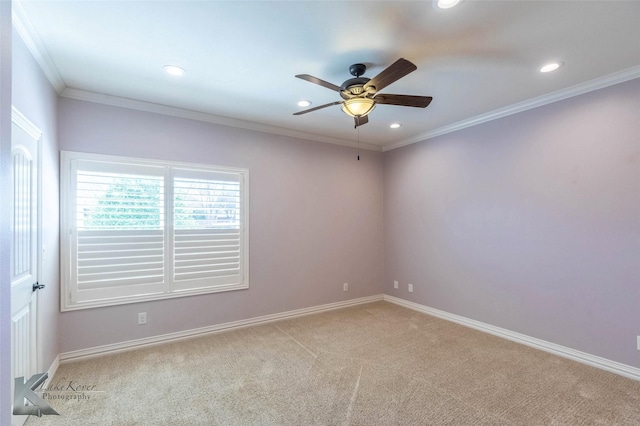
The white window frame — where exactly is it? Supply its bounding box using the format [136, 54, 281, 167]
[60, 151, 249, 311]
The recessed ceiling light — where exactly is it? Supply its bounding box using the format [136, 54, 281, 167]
[435, 0, 463, 10]
[163, 65, 186, 77]
[297, 100, 312, 107]
[390, 123, 402, 129]
[539, 62, 563, 73]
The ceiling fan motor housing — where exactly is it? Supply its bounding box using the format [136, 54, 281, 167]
[340, 77, 371, 99]
[341, 63, 371, 99]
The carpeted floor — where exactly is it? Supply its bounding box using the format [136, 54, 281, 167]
[27, 301, 640, 425]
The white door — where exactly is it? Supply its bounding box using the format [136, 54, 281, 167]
[10, 109, 41, 426]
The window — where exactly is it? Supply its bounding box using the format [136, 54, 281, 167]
[60, 151, 248, 311]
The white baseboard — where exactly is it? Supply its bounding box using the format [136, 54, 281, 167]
[49, 293, 639, 382]
[41, 354, 60, 389]
[59, 295, 383, 364]
[383, 295, 640, 381]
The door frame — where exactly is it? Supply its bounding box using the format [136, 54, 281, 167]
[11, 106, 43, 374]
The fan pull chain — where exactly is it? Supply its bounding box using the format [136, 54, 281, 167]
[356, 118, 360, 161]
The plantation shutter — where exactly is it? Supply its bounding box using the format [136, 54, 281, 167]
[71, 159, 166, 303]
[61, 151, 249, 310]
[172, 168, 245, 291]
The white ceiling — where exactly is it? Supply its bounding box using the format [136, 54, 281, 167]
[16, 0, 640, 151]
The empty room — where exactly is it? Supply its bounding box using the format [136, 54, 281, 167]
[2, 0, 639, 425]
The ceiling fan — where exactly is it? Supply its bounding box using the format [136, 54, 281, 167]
[294, 58, 433, 128]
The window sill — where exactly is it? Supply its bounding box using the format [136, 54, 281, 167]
[61, 281, 249, 312]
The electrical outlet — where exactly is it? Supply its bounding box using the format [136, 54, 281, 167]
[637, 336, 640, 351]
[343, 283, 348, 292]
[394, 280, 398, 289]
[408, 283, 414, 293]
[138, 312, 147, 325]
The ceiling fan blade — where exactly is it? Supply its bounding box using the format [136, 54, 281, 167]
[295, 74, 342, 92]
[354, 115, 369, 128]
[374, 94, 433, 108]
[364, 58, 417, 93]
[293, 101, 342, 115]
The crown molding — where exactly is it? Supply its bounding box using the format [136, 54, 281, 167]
[384, 66, 640, 152]
[12, 0, 66, 94]
[11, 106, 42, 140]
[60, 88, 383, 152]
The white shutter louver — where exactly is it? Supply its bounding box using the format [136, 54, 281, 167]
[173, 172, 243, 290]
[72, 163, 166, 302]
[76, 229, 164, 289]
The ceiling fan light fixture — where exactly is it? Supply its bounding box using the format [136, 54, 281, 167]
[341, 98, 376, 118]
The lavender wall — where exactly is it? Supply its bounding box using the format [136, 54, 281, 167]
[57, 98, 384, 353]
[12, 29, 60, 371]
[384, 78, 640, 368]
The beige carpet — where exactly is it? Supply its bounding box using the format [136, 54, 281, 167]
[27, 302, 640, 425]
